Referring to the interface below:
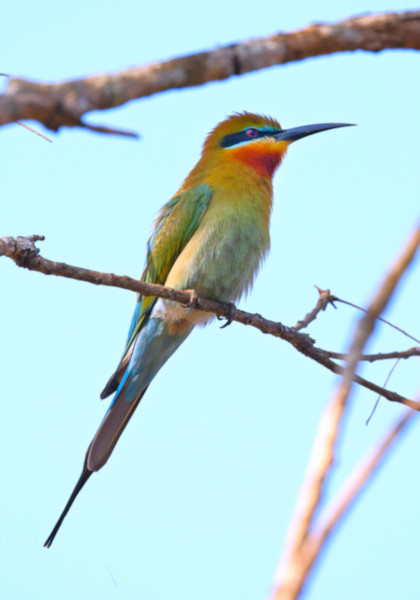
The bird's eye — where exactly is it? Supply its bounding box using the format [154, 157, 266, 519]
[246, 128, 258, 139]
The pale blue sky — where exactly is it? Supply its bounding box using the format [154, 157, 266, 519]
[1, 2, 419, 599]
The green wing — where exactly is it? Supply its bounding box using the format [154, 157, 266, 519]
[100, 184, 211, 399]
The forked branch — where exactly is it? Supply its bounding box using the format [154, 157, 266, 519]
[271, 225, 420, 600]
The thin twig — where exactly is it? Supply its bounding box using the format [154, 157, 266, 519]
[1, 234, 419, 411]
[325, 346, 420, 362]
[15, 121, 52, 142]
[1, 11, 419, 135]
[293, 285, 419, 346]
[366, 359, 401, 425]
[77, 120, 139, 138]
[334, 297, 420, 344]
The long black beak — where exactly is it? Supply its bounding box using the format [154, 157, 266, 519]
[274, 122, 355, 143]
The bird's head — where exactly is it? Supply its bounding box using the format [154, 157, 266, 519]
[202, 112, 353, 179]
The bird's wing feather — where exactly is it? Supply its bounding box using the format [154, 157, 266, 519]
[100, 184, 211, 398]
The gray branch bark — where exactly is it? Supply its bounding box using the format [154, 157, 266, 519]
[1, 10, 419, 136]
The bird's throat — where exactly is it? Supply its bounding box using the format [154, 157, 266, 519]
[231, 143, 287, 178]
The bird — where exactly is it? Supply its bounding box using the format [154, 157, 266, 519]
[44, 112, 352, 547]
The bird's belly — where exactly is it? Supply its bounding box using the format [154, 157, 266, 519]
[153, 212, 269, 328]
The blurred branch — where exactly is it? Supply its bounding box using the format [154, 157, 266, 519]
[1, 234, 419, 410]
[1, 10, 419, 136]
[271, 225, 420, 600]
[313, 407, 416, 542]
[272, 407, 416, 600]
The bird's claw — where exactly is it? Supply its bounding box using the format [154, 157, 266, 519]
[182, 289, 199, 314]
[220, 302, 237, 329]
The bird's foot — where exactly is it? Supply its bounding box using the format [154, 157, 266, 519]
[219, 302, 237, 329]
[182, 289, 199, 314]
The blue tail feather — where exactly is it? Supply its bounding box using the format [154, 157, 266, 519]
[88, 317, 192, 471]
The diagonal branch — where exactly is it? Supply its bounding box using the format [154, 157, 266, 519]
[312, 407, 416, 546]
[1, 234, 419, 411]
[271, 224, 420, 600]
[1, 11, 419, 136]
[272, 407, 416, 600]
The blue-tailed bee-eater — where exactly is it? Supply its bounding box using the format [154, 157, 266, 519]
[44, 112, 352, 547]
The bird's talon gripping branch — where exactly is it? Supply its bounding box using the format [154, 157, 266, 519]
[182, 289, 199, 314]
[220, 302, 237, 328]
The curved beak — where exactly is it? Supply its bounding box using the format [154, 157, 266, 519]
[274, 122, 355, 143]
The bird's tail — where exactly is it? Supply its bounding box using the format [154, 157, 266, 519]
[44, 386, 148, 548]
[44, 460, 92, 548]
[86, 317, 192, 471]
[44, 317, 192, 547]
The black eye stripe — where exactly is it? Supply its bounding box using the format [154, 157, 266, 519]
[220, 129, 263, 148]
[220, 128, 279, 148]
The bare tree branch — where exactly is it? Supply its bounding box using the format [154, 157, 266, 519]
[1, 11, 419, 136]
[271, 225, 420, 600]
[326, 347, 420, 362]
[313, 407, 416, 543]
[272, 407, 416, 600]
[1, 234, 419, 410]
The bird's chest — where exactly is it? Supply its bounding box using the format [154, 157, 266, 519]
[165, 193, 271, 303]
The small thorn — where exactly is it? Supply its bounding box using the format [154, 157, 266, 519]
[314, 285, 337, 309]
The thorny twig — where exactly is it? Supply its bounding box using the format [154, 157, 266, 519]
[1, 234, 419, 411]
